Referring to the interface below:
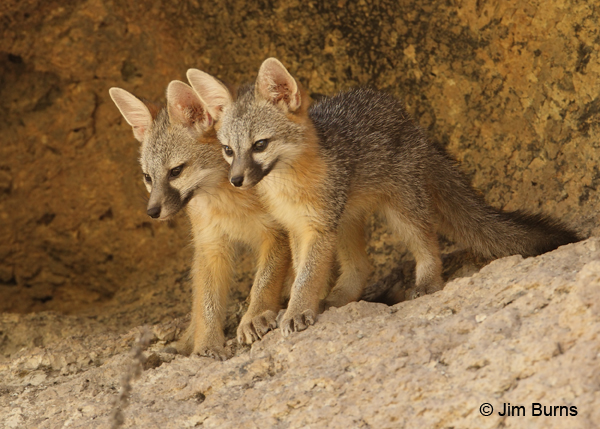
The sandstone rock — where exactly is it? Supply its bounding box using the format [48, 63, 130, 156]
[1, 0, 599, 428]
[0, 238, 598, 428]
[1, 0, 598, 315]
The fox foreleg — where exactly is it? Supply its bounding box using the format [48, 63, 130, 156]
[278, 230, 337, 336]
[177, 238, 234, 360]
[237, 229, 291, 344]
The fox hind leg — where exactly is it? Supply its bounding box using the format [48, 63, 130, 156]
[323, 212, 372, 310]
[382, 206, 443, 300]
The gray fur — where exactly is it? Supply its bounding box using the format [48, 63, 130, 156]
[140, 109, 225, 219]
[220, 85, 307, 190]
[111, 84, 292, 356]
[218, 81, 580, 303]
[140, 109, 227, 219]
[309, 88, 580, 258]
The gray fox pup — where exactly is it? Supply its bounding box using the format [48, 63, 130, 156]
[108, 80, 291, 359]
[193, 58, 580, 336]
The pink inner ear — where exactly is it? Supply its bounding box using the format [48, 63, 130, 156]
[272, 83, 291, 104]
[256, 60, 300, 110]
[181, 102, 205, 125]
[132, 125, 146, 141]
[167, 81, 212, 128]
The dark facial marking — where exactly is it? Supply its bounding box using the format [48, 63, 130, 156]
[165, 182, 182, 207]
[149, 182, 187, 218]
[262, 157, 279, 177]
[180, 187, 195, 208]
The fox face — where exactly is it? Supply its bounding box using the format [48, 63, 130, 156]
[109, 82, 225, 221]
[217, 87, 305, 189]
[187, 61, 307, 190]
[139, 112, 224, 220]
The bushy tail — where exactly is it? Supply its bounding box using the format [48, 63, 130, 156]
[429, 146, 580, 259]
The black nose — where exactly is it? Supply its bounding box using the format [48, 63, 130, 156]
[147, 206, 161, 218]
[230, 176, 244, 187]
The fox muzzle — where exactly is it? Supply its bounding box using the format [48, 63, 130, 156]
[230, 176, 244, 187]
[229, 156, 267, 189]
[147, 206, 161, 218]
[147, 183, 185, 219]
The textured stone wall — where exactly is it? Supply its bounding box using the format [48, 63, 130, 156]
[0, 0, 598, 315]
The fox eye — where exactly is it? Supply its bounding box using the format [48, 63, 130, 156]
[253, 139, 269, 152]
[170, 165, 184, 178]
[223, 145, 234, 157]
[143, 173, 152, 183]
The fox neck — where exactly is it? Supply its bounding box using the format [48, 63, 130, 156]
[184, 157, 231, 206]
[185, 171, 262, 220]
[257, 116, 327, 221]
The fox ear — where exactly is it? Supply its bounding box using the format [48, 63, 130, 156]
[109, 87, 153, 143]
[166, 80, 213, 131]
[186, 69, 233, 122]
[255, 58, 301, 112]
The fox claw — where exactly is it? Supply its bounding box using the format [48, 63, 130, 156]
[176, 328, 229, 360]
[277, 309, 316, 337]
[410, 282, 444, 300]
[196, 345, 231, 361]
[237, 310, 278, 344]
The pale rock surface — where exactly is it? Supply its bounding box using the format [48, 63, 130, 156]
[1, 237, 599, 428]
[1, 1, 598, 427]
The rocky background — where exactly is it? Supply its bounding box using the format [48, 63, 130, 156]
[1, 0, 599, 427]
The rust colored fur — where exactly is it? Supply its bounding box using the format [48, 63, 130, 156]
[195, 58, 580, 336]
[109, 83, 291, 359]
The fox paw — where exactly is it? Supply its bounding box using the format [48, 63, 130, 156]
[176, 337, 230, 360]
[277, 309, 316, 337]
[174, 331, 229, 360]
[193, 344, 231, 361]
[237, 310, 278, 344]
[409, 288, 422, 300]
[322, 292, 356, 312]
[409, 283, 443, 300]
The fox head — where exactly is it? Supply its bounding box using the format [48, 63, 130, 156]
[108, 81, 229, 220]
[189, 59, 309, 190]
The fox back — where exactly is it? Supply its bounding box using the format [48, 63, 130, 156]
[215, 59, 579, 285]
[223, 83, 579, 256]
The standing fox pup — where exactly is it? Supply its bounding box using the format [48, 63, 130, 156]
[109, 80, 290, 359]
[195, 58, 579, 336]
